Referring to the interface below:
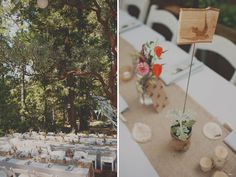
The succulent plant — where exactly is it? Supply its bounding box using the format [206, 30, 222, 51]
[168, 109, 196, 141]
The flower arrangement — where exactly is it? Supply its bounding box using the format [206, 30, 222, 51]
[135, 41, 166, 78]
[168, 109, 196, 141]
[135, 41, 167, 106]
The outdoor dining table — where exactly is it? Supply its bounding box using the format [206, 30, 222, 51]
[0, 157, 93, 177]
[119, 22, 236, 176]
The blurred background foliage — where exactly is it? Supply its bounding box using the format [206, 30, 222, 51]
[0, 0, 117, 135]
[152, 0, 236, 29]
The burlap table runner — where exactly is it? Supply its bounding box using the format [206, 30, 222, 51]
[120, 37, 236, 177]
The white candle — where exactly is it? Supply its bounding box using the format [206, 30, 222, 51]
[200, 157, 212, 172]
[212, 171, 228, 177]
[122, 71, 131, 80]
[215, 146, 228, 161]
[214, 146, 228, 169]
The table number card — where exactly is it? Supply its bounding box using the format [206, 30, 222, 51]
[177, 7, 220, 44]
[146, 79, 168, 113]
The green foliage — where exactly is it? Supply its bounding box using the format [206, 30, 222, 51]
[0, 0, 116, 134]
[171, 119, 196, 141]
[182, 0, 236, 29]
[0, 77, 21, 134]
[168, 109, 196, 141]
[212, 2, 236, 29]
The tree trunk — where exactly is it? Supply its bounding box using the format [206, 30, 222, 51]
[42, 83, 50, 132]
[20, 65, 26, 120]
[79, 105, 89, 131]
[67, 74, 78, 133]
[109, 63, 117, 107]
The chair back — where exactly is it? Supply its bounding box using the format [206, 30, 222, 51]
[121, 0, 150, 22]
[190, 34, 236, 85]
[146, 5, 178, 43]
[74, 151, 88, 159]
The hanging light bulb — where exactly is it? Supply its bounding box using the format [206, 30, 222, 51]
[37, 0, 48, 9]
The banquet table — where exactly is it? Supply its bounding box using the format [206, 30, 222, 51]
[119, 22, 236, 177]
[0, 157, 92, 177]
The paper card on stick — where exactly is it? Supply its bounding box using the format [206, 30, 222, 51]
[177, 7, 220, 45]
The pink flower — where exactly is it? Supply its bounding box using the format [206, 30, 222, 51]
[136, 62, 150, 76]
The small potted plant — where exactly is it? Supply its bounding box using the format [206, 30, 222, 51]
[168, 109, 196, 151]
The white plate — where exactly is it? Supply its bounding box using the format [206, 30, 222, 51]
[203, 122, 222, 140]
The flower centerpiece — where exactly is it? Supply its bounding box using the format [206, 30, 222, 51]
[135, 41, 168, 111]
[168, 109, 196, 151]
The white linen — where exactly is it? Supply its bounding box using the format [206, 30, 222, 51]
[120, 25, 166, 51]
[224, 131, 236, 152]
[119, 95, 129, 113]
[176, 66, 236, 130]
[158, 41, 204, 85]
[120, 122, 160, 177]
[0, 157, 89, 177]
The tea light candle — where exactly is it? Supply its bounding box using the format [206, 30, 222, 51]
[214, 146, 228, 169]
[200, 157, 212, 172]
[120, 66, 133, 81]
[215, 146, 228, 161]
[212, 171, 228, 177]
[122, 71, 131, 80]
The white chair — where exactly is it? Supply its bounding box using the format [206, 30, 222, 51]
[100, 152, 116, 171]
[121, 0, 150, 22]
[88, 153, 97, 169]
[190, 34, 236, 85]
[146, 5, 178, 43]
[49, 150, 65, 161]
[73, 151, 88, 160]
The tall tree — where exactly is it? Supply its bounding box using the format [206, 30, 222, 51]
[0, 0, 117, 132]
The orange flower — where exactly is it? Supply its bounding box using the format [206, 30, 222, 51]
[152, 64, 162, 78]
[154, 46, 163, 59]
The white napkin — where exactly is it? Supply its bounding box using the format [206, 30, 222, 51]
[224, 131, 236, 152]
[161, 58, 204, 85]
[119, 95, 128, 113]
[157, 41, 204, 85]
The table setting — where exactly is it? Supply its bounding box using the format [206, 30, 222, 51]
[0, 132, 117, 177]
[119, 7, 236, 177]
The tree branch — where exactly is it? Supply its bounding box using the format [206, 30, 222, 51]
[59, 69, 113, 101]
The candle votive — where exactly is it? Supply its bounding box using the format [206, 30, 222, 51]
[215, 146, 228, 161]
[200, 157, 213, 172]
[123, 71, 131, 80]
[214, 146, 228, 169]
[212, 171, 228, 177]
[120, 66, 133, 81]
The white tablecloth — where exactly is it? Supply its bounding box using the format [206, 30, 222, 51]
[120, 25, 166, 51]
[0, 158, 90, 177]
